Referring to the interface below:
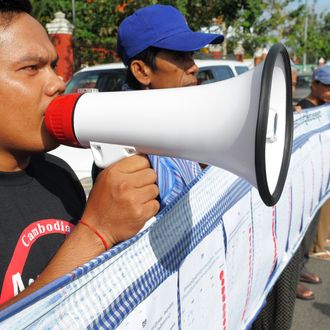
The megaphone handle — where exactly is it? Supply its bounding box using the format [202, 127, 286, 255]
[90, 141, 155, 234]
[90, 142, 137, 168]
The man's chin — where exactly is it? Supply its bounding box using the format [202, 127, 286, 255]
[184, 82, 197, 87]
[43, 141, 60, 153]
[40, 123, 61, 152]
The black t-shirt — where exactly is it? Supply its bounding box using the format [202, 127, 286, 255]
[0, 153, 86, 304]
[296, 98, 319, 109]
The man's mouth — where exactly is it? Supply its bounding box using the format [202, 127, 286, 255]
[185, 81, 197, 87]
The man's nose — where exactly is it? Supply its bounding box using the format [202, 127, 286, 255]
[45, 72, 66, 96]
[186, 60, 199, 75]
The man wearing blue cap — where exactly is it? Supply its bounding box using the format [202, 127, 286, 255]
[115, 4, 224, 208]
[296, 65, 330, 108]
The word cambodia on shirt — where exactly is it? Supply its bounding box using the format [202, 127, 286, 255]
[0, 154, 85, 304]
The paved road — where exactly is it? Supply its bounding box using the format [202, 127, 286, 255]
[291, 248, 330, 330]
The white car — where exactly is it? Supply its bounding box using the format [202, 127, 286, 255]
[195, 59, 249, 84]
[65, 62, 126, 94]
[64, 60, 249, 94]
[49, 60, 250, 190]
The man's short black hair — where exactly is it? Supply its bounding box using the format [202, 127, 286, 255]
[0, 0, 32, 26]
[0, 0, 32, 13]
[126, 47, 160, 90]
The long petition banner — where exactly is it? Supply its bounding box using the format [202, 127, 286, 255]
[0, 104, 329, 330]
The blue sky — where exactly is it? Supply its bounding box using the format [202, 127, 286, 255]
[290, 0, 330, 14]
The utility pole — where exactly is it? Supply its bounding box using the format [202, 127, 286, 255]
[71, 0, 76, 26]
[303, 0, 308, 72]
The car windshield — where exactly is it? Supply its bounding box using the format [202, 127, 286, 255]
[213, 66, 235, 80]
[235, 66, 249, 75]
[65, 69, 127, 94]
[197, 65, 235, 85]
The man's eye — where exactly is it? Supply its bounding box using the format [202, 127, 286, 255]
[24, 65, 38, 71]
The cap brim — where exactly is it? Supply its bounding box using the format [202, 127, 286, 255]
[319, 79, 330, 85]
[153, 31, 224, 52]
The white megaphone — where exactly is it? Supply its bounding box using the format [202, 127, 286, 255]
[45, 43, 293, 206]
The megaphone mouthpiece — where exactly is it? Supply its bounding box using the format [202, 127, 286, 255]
[45, 93, 82, 147]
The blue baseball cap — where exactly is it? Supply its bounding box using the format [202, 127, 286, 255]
[313, 65, 330, 85]
[117, 4, 224, 65]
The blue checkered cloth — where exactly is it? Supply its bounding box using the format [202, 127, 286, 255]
[148, 155, 201, 208]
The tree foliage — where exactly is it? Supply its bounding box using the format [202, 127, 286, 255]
[30, 0, 329, 68]
[282, 4, 330, 65]
[226, 0, 296, 56]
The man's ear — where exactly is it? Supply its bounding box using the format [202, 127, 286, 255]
[130, 60, 152, 88]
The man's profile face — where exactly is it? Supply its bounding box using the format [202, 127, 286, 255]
[313, 81, 330, 103]
[0, 12, 65, 159]
[148, 50, 198, 89]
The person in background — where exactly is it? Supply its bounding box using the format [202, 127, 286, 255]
[296, 65, 330, 108]
[309, 202, 330, 260]
[0, 0, 159, 308]
[94, 4, 224, 209]
[295, 65, 330, 300]
[318, 57, 325, 67]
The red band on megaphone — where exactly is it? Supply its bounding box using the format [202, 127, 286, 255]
[45, 94, 82, 147]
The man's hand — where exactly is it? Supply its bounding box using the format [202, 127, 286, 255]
[81, 155, 160, 247]
[294, 105, 302, 113]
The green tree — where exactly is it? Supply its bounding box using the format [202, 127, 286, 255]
[285, 4, 330, 66]
[31, 0, 71, 24]
[31, 0, 250, 67]
[305, 11, 330, 64]
[30, 0, 329, 68]
[318, 12, 330, 61]
[31, 1, 161, 67]
[227, 0, 299, 58]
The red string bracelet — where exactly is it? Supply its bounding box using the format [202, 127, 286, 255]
[79, 220, 109, 251]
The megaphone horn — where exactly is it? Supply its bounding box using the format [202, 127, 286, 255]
[45, 43, 293, 206]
